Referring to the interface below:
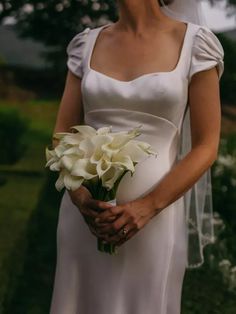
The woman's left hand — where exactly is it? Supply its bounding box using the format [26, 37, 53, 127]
[94, 195, 159, 246]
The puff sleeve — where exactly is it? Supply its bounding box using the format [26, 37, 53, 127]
[189, 26, 224, 81]
[66, 27, 90, 78]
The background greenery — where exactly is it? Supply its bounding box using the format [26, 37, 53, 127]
[0, 1, 236, 313]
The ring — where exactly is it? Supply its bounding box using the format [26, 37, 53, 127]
[120, 227, 128, 238]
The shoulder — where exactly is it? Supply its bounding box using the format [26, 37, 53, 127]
[66, 27, 91, 54]
[188, 23, 224, 81]
[66, 27, 91, 78]
[190, 23, 224, 57]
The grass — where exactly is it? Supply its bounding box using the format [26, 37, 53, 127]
[0, 99, 59, 313]
[0, 99, 236, 313]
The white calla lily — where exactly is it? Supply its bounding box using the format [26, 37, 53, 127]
[96, 126, 112, 135]
[109, 126, 141, 149]
[70, 125, 97, 137]
[118, 142, 147, 163]
[63, 146, 84, 157]
[71, 158, 98, 180]
[111, 154, 135, 172]
[79, 138, 95, 158]
[96, 154, 112, 178]
[101, 166, 124, 190]
[54, 143, 67, 158]
[60, 155, 78, 171]
[49, 160, 62, 171]
[55, 169, 84, 191]
[132, 140, 158, 156]
[60, 133, 84, 146]
[63, 173, 84, 191]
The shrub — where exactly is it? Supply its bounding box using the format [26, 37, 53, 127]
[0, 107, 29, 164]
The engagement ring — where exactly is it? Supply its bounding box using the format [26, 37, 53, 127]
[120, 227, 128, 238]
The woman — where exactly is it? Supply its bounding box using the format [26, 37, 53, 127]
[49, 0, 224, 313]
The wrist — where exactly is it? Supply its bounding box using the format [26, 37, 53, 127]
[144, 192, 165, 215]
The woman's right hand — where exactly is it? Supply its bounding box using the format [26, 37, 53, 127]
[68, 185, 115, 238]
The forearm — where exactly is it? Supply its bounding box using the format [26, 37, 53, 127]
[146, 145, 217, 212]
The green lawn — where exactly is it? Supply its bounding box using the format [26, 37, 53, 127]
[0, 100, 235, 313]
[0, 100, 59, 313]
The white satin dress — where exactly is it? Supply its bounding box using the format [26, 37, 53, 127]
[49, 22, 224, 314]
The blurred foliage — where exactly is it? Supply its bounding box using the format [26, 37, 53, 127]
[0, 1, 236, 104]
[0, 100, 58, 313]
[212, 134, 236, 264]
[0, 107, 29, 164]
[0, 0, 119, 73]
[216, 34, 236, 104]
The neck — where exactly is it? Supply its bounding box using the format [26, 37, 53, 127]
[115, 0, 168, 32]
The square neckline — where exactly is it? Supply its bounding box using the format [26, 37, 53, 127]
[87, 22, 191, 83]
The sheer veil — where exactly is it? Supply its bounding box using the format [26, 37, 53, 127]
[160, 0, 216, 269]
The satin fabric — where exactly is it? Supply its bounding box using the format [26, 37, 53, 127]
[50, 22, 224, 314]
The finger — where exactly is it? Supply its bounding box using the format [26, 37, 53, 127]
[116, 229, 138, 246]
[86, 199, 114, 213]
[94, 216, 118, 229]
[81, 207, 100, 219]
[99, 222, 134, 243]
[95, 205, 124, 223]
[88, 224, 101, 238]
[96, 214, 129, 235]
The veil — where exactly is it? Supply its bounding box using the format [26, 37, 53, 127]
[160, 0, 216, 269]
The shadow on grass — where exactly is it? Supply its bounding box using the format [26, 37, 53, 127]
[3, 171, 63, 314]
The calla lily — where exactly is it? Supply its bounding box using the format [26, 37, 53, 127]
[70, 125, 97, 137]
[55, 169, 84, 191]
[54, 143, 67, 158]
[101, 166, 124, 191]
[96, 154, 112, 178]
[60, 155, 78, 172]
[96, 126, 112, 135]
[111, 154, 135, 172]
[79, 138, 95, 158]
[49, 159, 62, 171]
[60, 133, 84, 146]
[109, 126, 142, 149]
[132, 140, 158, 156]
[71, 158, 98, 180]
[118, 141, 155, 163]
[63, 146, 84, 157]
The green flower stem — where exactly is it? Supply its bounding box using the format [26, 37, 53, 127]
[83, 172, 129, 255]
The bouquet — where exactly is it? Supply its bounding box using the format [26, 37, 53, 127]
[45, 125, 157, 254]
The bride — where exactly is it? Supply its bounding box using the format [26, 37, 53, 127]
[49, 0, 224, 313]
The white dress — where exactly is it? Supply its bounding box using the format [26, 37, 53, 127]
[49, 22, 224, 314]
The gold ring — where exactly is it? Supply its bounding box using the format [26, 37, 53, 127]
[120, 227, 128, 238]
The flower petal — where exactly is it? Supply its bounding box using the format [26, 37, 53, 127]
[71, 158, 98, 179]
[79, 138, 95, 158]
[60, 155, 77, 171]
[111, 155, 135, 172]
[96, 156, 112, 178]
[96, 126, 112, 135]
[101, 166, 124, 190]
[55, 171, 65, 191]
[70, 125, 96, 137]
[64, 173, 84, 191]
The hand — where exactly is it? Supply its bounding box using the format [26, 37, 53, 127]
[94, 195, 158, 246]
[68, 186, 117, 238]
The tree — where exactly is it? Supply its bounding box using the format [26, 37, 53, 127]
[0, 1, 119, 72]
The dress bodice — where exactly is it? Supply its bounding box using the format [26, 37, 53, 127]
[67, 22, 223, 133]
